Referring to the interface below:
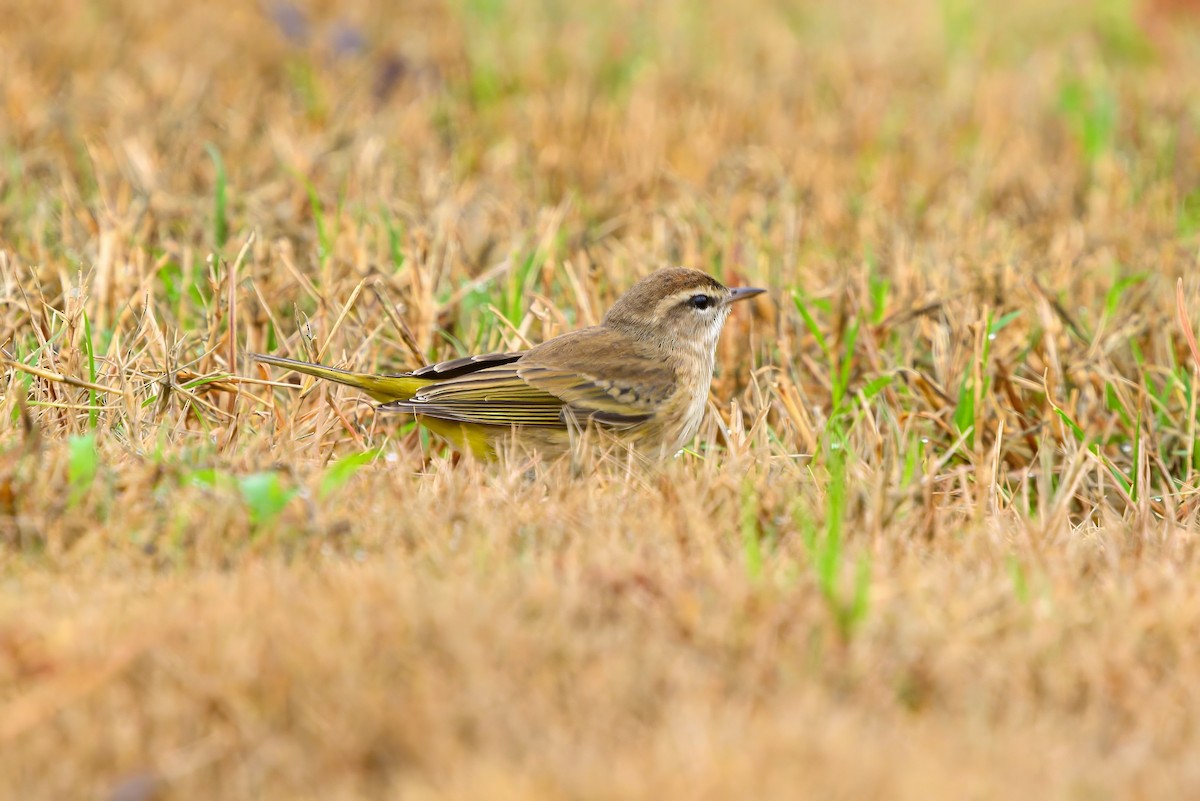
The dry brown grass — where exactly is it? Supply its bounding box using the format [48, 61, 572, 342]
[4, 0, 1200, 797]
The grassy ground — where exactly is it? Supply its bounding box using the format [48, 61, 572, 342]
[3, 0, 1200, 797]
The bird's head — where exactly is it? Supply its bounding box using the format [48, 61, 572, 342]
[601, 267, 765, 353]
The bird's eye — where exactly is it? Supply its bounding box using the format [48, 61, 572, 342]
[688, 294, 713, 310]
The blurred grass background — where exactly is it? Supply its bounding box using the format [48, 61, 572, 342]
[3, 0, 1200, 798]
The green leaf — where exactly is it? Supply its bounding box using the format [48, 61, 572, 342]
[740, 478, 764, 581]
[504, 250, 540, 325]
[294, 172, 330, 267]
[818, 447, 846, 598]
[867, 250, 889, 325]
[319, 450, 379, 499]
[186, 468, 225, 488]
[383, 210, 406, 272]
[1104, 382, 1133, 427]
[1180, 188, 1200, 237]
[988, 310, 1022, 337]
[836, 319, 860, 411]
[1130, 406, 1142, 503]
[953, 369, 975, 446]
[900, 433, 922, 489]
[1103, 272, 1147, 319]
[1054, 407, 1086, 443]
[205, 143, 228, 250]
[238, 472, 298, 527]
[846, 553, 872, 632]
[81, 310, 99, 429]
[1007, 555, 1029, 603]
[67, 433, 99, 507]
[791, 290, 829, 357]
[861, 375, 893, 402]
[1059, 78, 1117, 164]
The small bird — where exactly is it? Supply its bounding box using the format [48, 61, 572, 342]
[253, 267, 765, 458]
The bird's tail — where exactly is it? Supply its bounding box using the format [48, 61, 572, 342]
[250, 353, 430, 402]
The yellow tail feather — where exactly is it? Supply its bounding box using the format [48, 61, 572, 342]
[251, 353, 430, 403]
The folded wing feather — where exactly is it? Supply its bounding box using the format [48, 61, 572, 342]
[380, 327, 674, 429]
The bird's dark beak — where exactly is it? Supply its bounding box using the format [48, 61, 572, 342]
[728, 287, 766, 304]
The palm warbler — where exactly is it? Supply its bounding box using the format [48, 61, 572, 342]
[254, 267, 764, 458]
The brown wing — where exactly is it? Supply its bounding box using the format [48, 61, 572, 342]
[380, 328, 674, 429]
[516, 328, 674, 425]
[382, 363, 567, 426]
